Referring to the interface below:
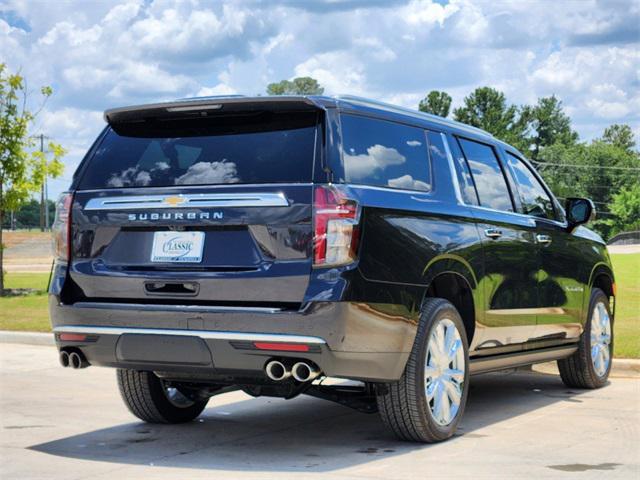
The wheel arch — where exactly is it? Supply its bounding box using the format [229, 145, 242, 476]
[588, 262, 615, 318]
[421, 256, 480, 346]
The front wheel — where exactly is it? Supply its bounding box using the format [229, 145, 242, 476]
[117, 369, 209, 423]
[376, 298, 470, 442]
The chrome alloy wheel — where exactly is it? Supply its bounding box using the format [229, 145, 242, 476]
[424, 318, 465, 426]
[590, 301, 612, 377]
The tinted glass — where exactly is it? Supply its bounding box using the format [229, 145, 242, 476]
[78, 112, 317, 189]
[505, 152, 555, 219]
[458, 138, 513, 212]
[340, 115, 431, 192]
[447, 135, 479, 205]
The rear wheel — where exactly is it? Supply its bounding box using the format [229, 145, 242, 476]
[376, 298, 469, 442]
[558, 288, 613, 389]
[117, 369, 209, 423]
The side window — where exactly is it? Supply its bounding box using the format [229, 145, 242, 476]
[340, 114, 431, 192]
[458, 138, 514, 212]
[446, 134, 479, 205]
[505, 152, 555, 219]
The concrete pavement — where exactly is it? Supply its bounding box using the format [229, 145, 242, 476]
[1, 343, 639, 479]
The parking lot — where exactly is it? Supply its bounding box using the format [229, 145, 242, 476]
[1, 343, 638, 479]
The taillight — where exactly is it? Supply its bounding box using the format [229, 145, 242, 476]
[52, 192, 72, 262]
[313, 185, 361, 267]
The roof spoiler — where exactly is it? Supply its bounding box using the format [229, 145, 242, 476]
[104, 96, 326, 125]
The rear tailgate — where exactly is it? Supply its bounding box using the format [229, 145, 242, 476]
[68, 104, 321, 306]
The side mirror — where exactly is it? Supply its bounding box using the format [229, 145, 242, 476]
[565, 197, 596, 231]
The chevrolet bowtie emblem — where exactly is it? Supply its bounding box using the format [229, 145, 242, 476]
[164, 196, 187, 207]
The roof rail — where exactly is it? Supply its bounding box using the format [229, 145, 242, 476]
[335, 95, 494, 139]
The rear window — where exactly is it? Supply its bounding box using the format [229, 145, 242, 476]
[340, 114, 431, 192]
[78, 112, 318, 189]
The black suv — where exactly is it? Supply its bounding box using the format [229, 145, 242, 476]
[50, 95, 615, 442]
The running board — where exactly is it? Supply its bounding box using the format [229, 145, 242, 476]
[470, 345, 578, 375]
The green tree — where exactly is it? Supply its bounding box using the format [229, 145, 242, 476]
[1, 199, 55, 229]
[601, 124, 636, 153]
[0, 63, 65, 292]
[266, 77, 324, 95]
[521, 95, 578, 161]
[537, 138, 640, 239]
[418, 90, 452, 117]
[605, 184, 640, 236]
[452, 87, 528, 151]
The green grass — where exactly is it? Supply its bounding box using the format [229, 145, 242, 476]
[0, 273, 51, 332]
[610, 253, 640, 358]
[1, 255, 639, 357]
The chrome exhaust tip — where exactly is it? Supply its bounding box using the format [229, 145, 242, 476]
[68, 351, 88, 369]
[265, 360, 290, 381]
[59, 350, 70, 368]
[292, 362, 320, 382]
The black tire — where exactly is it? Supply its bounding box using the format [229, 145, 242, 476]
[558, 288, 613, 389]
[376, 298, 470, 443]
[117, 369, 208, 423]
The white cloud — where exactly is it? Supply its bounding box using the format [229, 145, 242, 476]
[294, 52, 367, 94]
[176, 161, 240, 185]
[344, 144, 406, 181]
[388, 174, 430, 191]
[0, 0, 636, 200]
[401, 0, 459, 27]
[196, 83, 237, 97]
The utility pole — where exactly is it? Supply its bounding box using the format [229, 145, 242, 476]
[39, 134, 45, 232]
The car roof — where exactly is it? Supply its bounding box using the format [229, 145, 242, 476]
[104, 94, 496, 143]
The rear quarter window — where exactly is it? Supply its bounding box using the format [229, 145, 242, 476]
[77, 112, 318, 189]
[340, 114, 431, 192]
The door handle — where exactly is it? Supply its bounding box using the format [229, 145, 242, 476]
[536, 234, 552, 245]
[484, 228, 503, 239]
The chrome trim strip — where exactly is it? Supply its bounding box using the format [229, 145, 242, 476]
[72, 302, 284, 314]
[441, 132, 464, 205]
[346, 183, 433, 196]
[54, 325, 327, 345]
[84, 192, 289, 211]
[467, 204, 537, 226]
[487, 307, 567, 316]
[470, 345, 577, 375]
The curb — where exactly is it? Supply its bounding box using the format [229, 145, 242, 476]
[0, 330, 638, 377]
[0, 331, 54, 346]
[533, 359, 639, 378]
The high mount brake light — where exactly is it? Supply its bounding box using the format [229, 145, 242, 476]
[52, 192, 72, 262]
[313, 185, 360, 267]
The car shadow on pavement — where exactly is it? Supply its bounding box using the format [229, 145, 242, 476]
[30, 371, 591, 472]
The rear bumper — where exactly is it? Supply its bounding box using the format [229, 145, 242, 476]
[49, 297, 415, 382]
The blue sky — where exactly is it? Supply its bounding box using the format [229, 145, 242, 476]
[1, 0, 638, 199]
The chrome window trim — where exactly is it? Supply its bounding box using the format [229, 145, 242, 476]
[467, 204, 537, 227]
[344, 183, 434, 197]
[54, 325, 327, 345]
[84, 192, 289, 210]
[440, 132, 463, 205]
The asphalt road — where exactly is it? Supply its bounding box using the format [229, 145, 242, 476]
[1, 343, 638, 479]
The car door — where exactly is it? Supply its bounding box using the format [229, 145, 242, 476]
[452, 137, 539, 348]
[501, 151, 583, 342]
